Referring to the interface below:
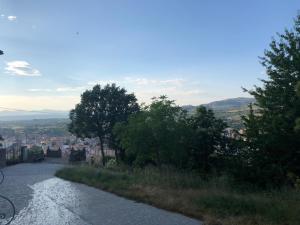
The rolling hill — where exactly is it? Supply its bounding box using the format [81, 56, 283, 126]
[0, 98, 255, 129]
[0, 110, 69, 121]
[183, 97, 256, 129]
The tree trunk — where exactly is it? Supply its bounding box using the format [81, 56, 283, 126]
[119, 148, 125, 161]
[99, 136, 105, 166]
[115, 149, 119, 164]
[155, 147, 162, 169]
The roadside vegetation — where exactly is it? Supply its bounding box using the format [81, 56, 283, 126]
[56, 165, 300, 225]
[28, 145, 44, 162]
[57, 15, 300, 225]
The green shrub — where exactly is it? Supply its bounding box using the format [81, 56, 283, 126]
[105, 158, 117, 169]
[28, 146, 44, 162]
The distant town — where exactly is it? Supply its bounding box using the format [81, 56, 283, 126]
[0, 118, 115, 164]
[0, 97, 253, 165]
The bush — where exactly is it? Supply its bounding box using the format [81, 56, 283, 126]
[105, 158, 117, 169]
[69, 148, 86, 162]
[28, 146, 44, 162]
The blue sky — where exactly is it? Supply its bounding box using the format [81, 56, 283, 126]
[0, 0, 299, 110]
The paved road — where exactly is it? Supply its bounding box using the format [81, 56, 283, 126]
[0, 162, 202, 225]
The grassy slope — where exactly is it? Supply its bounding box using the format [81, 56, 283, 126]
[184, 97, 257, 129]
[56, 166, 300, 225]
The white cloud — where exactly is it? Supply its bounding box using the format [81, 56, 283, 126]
[1, 14, 5, 18]
[124, 77, 185, 86]
[27, 86, 87, 93]
[87, 77, 185, 87]
[87, 80, 117, 86]
[7, 15, 17, 21]
[5, 61, 41, 76]
[134, 87, 205, 105]
[26, 76, 205, 107]
[184, 90, 203, 95]
[86, 77, 204, 105]
[56, 86, 87, 92]
[28, 88, 52, 92]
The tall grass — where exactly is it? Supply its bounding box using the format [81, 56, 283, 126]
[56, 166, 300, 225]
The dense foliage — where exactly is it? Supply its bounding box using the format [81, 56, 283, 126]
[187, 106, 227, 172]
[28, 145, 44, 162]
[114, 96, 189, 168]
[114, 96, 228, 172]
[295, 81, 300, 131]
[240, 16, 300, 186]
[69, 148, 86, 162]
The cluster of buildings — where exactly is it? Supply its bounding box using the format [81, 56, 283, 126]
[0, 132, 115, 164]
[224, 128, 245, 139]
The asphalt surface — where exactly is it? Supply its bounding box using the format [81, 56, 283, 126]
[0, 162, 202, 225]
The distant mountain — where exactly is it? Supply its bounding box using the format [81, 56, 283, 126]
[183, 97, 255, 113]
[203, 97, 255, 111]
[0, 98, 255, 125]
[0, 110, 69, 121]
[183, 97, 256, 129]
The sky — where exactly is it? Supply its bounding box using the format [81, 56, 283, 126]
[0, 0, 299, 110]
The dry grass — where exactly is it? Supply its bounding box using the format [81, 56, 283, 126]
[55, 166, 300, 225]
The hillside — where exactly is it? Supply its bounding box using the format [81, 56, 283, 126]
[0, 110, 68, 121]
[183, 97, 256, 129]
[0, 98, 255, 129]
[203, 97, 255, 110]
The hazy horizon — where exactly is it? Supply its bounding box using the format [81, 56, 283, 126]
[0, 96, 254, 113]
[0, 96, 255, 122]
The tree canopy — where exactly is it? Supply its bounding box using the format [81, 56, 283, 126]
[295, 81, 300, 132]
[114, 96, 228, 170]
[114, 96, 188, 167]
[242, 15, 300, 186]
[187, 106, 227, 172]
[69, 84, 139, 165]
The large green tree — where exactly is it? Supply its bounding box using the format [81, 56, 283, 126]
[243, 16, 300, 185]
[295, 81, 300, 131]
[114, 96, 188, 168]
[69, 84, 139, 165]
[188, 106, 227, 172]
[114, 97, 228, 170]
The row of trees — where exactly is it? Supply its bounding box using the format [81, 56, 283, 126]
[114, 96, 227, 171]
[70, 90, 229, 171]
[69, 15, 300, 187]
